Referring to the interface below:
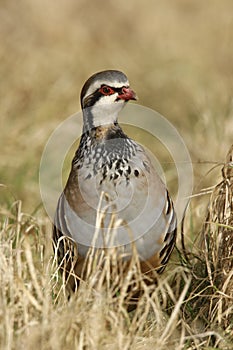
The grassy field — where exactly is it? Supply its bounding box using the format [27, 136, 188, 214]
[1, 0, 233, 349]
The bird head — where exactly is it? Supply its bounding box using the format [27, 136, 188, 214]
[80, 70, 137, 129]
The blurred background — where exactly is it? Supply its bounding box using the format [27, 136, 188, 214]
[1, 0, 233, 221]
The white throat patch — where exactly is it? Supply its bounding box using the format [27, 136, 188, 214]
[89, 94, 126, 128]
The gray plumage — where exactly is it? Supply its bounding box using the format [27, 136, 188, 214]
[53, 70, 177, 288]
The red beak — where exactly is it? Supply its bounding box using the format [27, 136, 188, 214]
[118, 87, 138, 101]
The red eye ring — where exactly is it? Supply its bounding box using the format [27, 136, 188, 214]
[99, 86, 115, 96]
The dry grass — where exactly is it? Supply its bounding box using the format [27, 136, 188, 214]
[0, 189, 232, 349]
[199, 145, 233, 330]
[1, 0, 233, 349]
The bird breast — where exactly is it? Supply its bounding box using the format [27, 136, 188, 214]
[64, 140, 167, 258]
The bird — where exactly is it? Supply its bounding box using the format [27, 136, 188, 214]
[53, 70, 177, 296]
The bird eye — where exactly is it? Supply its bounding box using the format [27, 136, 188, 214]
[99, 86, 115, 95]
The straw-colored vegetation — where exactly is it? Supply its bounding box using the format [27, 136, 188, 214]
[1, 1, 233, 349]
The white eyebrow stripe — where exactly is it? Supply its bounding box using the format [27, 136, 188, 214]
[84, 79, 129, 100]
